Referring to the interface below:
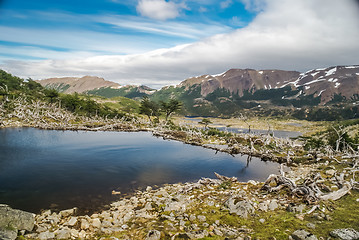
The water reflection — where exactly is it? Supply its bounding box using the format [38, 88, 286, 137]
[0, 128, 280, 213]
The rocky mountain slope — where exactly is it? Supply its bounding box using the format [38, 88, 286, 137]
[180, 69, 301, 96]
[178, 65, 359, 104]
[37, 76, 155, 99]
[37, 76, 120, 94]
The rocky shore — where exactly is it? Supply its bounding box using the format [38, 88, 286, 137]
[1, 159, 358, 240]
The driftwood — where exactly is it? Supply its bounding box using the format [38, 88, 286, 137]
[214, 172, 238, 182]
[261, 173, 352, 203]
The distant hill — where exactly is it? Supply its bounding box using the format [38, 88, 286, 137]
[37, 76, 155, 99]
[150, 65, 359, 118]
[36, 76, 120, 93]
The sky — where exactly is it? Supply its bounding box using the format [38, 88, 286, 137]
[0, 0, 359, 88]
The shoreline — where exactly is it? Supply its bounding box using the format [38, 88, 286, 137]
[1, 119, 358, 239]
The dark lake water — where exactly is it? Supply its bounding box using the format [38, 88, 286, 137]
[0, 128, 280, 214]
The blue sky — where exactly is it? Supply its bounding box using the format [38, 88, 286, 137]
[0, 0, 359, 88]
[0, 0, 256, 60]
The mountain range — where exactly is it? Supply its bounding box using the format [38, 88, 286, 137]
[37, 65, 359, 119]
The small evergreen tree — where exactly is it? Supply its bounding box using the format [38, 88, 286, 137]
[160, 99, 182, 121]
[139, 96, 159, 122]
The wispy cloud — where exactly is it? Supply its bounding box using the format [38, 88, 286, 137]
[100, 15, 233, 39]
[136, 0, 185, 20]
[220, 0, 233, 9]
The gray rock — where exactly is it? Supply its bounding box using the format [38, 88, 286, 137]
[213, 228, 223, 236]
[197, 215, 206, 222]
[47, 213, 60, 225]
[146, 230, 161, 240]
[0, 228, 18, 240]
[292, 230, 318, 240]
[330, 228, 359, 240]
[56, 228, 71, 239]
[259, 218, 265, 223]
[164, 202, 184, 212]
[189, 215, 196, 221]
[224, 198, 254, 218]
[91, 218, 102, 229]
[59, 208, 77, 218]
[307, 223, 316, 229]
[0, 204, 35, 232]
[186, 230, 209, 239]
[66, 216, 77, 226]
[38, 231, 55, 240]
[101, 220, 113, 228]
[268, 200, 279, 211]
[258, 202, 268, 212]
[81, 219, 90, 230]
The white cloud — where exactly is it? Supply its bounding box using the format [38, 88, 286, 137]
[136, 0, 182, 20]
[2, 0, 359, 88]
[220, 0, 233, 9]
[239, 0, 266, 12]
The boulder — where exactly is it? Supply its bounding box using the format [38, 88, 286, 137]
[59, 208, 77, 218]
[0, 204, 35, 231]
[186, 230, 209, 239]
[55, 228, 71, 239]
[224, 198, 254, 218]
[0, 228, 18, 240]
[146, 230, 161, 240]
[292, 230, 318, 240]
[38, 231, 55, 240]
[330, 228, 359, 240]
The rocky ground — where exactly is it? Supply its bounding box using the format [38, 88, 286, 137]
[1, 158, 358, 240]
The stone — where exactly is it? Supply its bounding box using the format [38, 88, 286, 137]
[213, 228, 223, 236]
[55, 228, 71, 239]
[224, 198, 254, 218]
[306, 223, 316, 229]
[101, 220, 113, 228]
[70, 229, 79, 238]
[91, 218, 102, 229]
[189, 215, 196, 221]
[164, 202, 184, 212]
[258, 202, 269, 212]
[259, 218, 265, 223]
[146, 186, 153, 191]
[268, 200, 279, 211]
[47, 213, 60, 225]
[59, 208, 77, 218]
[66, 216, 77, 226]
[197, 215, 206, 222]
[292, 230, 318, 240]
[81, 219, 90, 230]
[38, 231, 55, 240]
[0, 228, 18, 240]
[0, 204, 35, 231]
[186, 230, 209, 239]
[330, 228, 359, 240]
[146, 230, 161, 240]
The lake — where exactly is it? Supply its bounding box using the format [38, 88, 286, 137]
[0, 128, 280, 214]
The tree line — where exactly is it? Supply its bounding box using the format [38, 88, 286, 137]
[139, 96, 182, 123]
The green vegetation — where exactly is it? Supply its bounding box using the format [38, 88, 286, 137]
[139, 96, 160, 122]
[139, 96, 182, 123]
[199, 118, 212, 128]
[161, 99, 182, 121]
[0, 70, 128, 119]
[87, 86, 152, 99]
